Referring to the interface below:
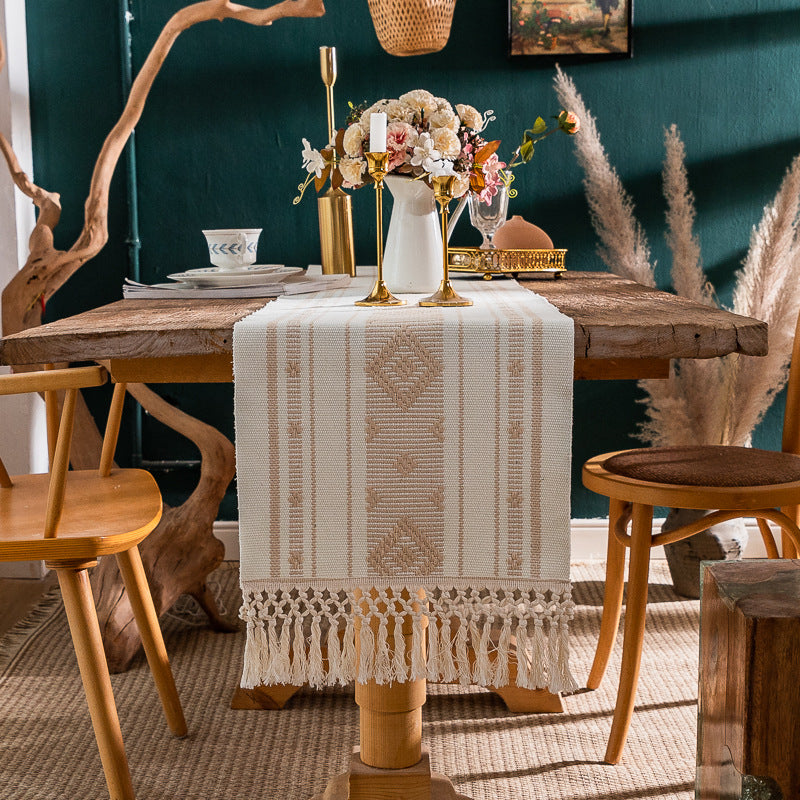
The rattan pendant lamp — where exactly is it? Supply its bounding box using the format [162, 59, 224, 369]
[367, 0, 457, 56]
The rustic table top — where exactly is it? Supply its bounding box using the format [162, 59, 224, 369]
[0, 272, 767, 371]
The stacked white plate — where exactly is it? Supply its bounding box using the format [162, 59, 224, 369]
[167, 265, 303, 287]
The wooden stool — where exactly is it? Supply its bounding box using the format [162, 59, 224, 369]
[698, 560, 800, 799]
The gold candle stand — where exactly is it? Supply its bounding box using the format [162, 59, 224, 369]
[420, 175, 472, 307]
[317, 46, 355, 276]
[355, 152, 405, 307]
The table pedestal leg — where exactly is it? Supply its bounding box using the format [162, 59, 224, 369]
[311, 590, 471, 800]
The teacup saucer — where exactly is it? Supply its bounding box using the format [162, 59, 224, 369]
[167, 265, 303, 287]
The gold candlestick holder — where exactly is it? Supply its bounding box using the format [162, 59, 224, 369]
[318, 46, 355, 276]
[355, 152, 405, 307]
[420, 175, 472, 307]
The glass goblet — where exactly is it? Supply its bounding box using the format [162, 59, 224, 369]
[468, 187, 509, 249]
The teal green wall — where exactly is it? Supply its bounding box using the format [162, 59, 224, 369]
[25, 1, 800, 518]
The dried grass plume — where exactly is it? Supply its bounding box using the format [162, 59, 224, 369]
[556, 67, 800, 447]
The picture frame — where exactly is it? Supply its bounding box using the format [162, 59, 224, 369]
[508, 0, 632, 61]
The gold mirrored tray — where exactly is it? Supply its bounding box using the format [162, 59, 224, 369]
[448, 247, 567, 279]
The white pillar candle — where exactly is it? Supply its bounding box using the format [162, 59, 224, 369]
[369, 111, 387, 153]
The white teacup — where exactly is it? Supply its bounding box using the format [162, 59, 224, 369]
[202, 228, 262, 270]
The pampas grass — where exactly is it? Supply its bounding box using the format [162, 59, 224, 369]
[555, 67, 800, 447]
[553, 66, 654, 288]
[723, 156, 800, 445]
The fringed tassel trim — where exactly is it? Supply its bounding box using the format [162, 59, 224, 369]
[239, 583, 576, 693]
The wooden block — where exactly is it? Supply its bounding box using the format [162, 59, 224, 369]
[348, 747, 432, 800]
[230, 683, 302, 710]
[440, 617, 565, 713]
[311, 748, 471, 800]
[698, 560, 800, 799]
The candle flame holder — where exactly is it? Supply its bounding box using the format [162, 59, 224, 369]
[355, 152, 406, 307]
[419, 175, 472, 307]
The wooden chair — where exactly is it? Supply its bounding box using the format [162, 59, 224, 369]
[0, 365, 187, 799]
[581, 317, 800, 765]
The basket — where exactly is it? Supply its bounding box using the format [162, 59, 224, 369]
[448, 247, 567, 278]
[367, 0, 457, 57]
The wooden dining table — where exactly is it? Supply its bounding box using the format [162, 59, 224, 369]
[0, 271, 767, 378]
[0, 270, 768, 799]
[0, 270, 767, 656]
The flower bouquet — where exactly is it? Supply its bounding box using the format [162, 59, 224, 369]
[295, 88, 578, 291]
[297, 88, 504, 203]
[297, 90, 579, 205]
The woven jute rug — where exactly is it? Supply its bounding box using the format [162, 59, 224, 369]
[0, 561, 698, 800]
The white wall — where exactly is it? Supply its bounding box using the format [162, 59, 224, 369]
[1, 0, 46, 578]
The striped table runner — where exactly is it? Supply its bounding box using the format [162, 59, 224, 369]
[234, 278, 576, 693]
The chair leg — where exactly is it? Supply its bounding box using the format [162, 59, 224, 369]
[116, 547, 188, 738]
[780, 504, 800, 557]
[587, 498, 629, 690]
[604, 502, 653, 766]
[756, 518, 780, 559]
[55, 564, 135, 800]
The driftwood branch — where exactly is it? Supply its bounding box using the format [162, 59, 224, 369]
[94, 383, 238, 672]
[0, 0, 325, 670]
[2, 0, 324, 339]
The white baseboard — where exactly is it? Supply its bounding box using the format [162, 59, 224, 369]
[0, 560, 47, 579]
[212, 518, 773, 564]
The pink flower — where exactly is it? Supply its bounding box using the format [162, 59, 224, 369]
[386, 121, 417, 171]
[478, 153, 507, 203]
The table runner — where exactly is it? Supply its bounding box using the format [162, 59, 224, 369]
[234, 278, 575, 693]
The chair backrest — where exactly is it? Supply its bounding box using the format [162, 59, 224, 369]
[0, 365, 127, 537]
[782, 311, 800, 456]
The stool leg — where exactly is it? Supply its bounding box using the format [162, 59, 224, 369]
[604, 502, 653, 765]
[587, 498, 629, 690]
[116, 547, 187, 737]
[56, 564, 135, 800]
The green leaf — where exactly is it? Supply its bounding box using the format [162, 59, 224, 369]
[532, 116, 547, 135]
[520, 139, 535, 163]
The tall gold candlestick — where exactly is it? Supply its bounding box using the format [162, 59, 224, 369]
[317, 45, 355, 276]
[320, 46, 337, 143]
[355, 152, 405, 307]
[420, 176, 472, 307]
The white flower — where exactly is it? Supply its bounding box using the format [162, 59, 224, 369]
[456, 103, 483, 130]
[452, 172, 471, 198]
[434, 96, 454, 114]
[384, 99, 415, 124]
[431, 127, 461, 159]
[399, 89, 438, 117]
[410, 133, 442, 174]
[338, 156, 366, 187]
[301, 138, 326, 178]
[429, 107, 460, 133]
[428, 159, 457, 178]
[342, 124, 366, 158]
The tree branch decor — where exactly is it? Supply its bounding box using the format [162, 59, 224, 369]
[0, 0, 325, 671]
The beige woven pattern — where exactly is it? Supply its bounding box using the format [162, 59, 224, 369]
[233, 278, 575, 693]
[367, 0, 457, 56]
[0, 562, 699, 800]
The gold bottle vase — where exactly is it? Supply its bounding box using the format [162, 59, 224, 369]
[318, 187, 356, 276]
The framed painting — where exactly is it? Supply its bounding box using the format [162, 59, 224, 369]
[509, 0, 632, 61]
